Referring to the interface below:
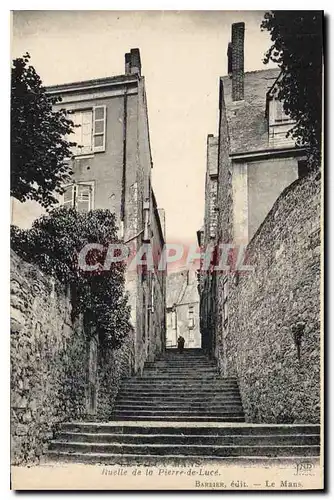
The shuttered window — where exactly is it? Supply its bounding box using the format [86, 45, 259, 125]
[69, 106, 107, 155]
[71, 110, 93, 155]
[269, 97, 291, 125]
[188, 305, 195, 329]
[93, 105, 106, 152]
[63, 184, 75, 208]
[76, 184, 92, 212]
[61, 183, 94, 212]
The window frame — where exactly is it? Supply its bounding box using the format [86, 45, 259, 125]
[93, 105, 107, 153]
[222, 276, 228, 329]
[269, 96, 294, 127]
[188, 305, 195, 330]
[60, 181, 95, 212]
[70, 108, 94, 156]
[68, 105, 107, 157]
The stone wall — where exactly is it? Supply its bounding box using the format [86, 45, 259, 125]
[223, 172, 321, 423]
[97, 334, 134, 421]
[10, 251, 134, 465]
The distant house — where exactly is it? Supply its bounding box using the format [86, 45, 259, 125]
[166, 270, 200, 349]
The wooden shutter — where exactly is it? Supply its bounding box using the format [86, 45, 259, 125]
[81, 110, 93, 154]
[93, 105, 106, 152]
[63, 184, 75, 208]
[76, 184, 93, 212]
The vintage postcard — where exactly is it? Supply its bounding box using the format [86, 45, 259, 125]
[10, 10, 324, 490]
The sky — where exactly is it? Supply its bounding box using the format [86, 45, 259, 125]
[12, 10, 276, 243]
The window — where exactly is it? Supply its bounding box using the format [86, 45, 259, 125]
[93, 106, 107, 152]
[71, 110, 93, 155]
[61, 182, 94, 212]
[172, 310, 177, 330]
[188, 305, 195, 329]
[268, 94, 295, 147]
[223, 277, 228, 328]
[69, 106, 106, 155]
[269, 97, 291, 125]
[150, 274, 155, 314]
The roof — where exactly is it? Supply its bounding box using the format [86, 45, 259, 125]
[151, 189, 165, 245]
[46, 74, 139, 94]
[221, 68, 281, 154]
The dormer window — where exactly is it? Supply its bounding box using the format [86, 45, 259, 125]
[269, 96, 292, 126]
[267, 89, 295, 148]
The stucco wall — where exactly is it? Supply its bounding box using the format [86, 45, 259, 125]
[11, 92, 131, 230]
[223, 172, 321, 423]
[10, 251, 135, 465]
[247, 157, 298, 240]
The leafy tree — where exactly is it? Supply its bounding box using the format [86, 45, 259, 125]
[11, 208, 132, 348]
[11, 53, 76, 208]
[261, 11, 323, 169]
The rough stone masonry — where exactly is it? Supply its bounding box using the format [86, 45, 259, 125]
[10, 250, 134, 465]
[220, 172, 321, 424]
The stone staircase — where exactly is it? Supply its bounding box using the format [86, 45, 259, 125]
[46, 348, 320, 464]
[113, 348, 245, 422]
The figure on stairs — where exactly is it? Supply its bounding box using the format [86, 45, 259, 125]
[177, 335, 185, 354]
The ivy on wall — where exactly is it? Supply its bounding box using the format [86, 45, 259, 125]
[11, 207, 132, 349]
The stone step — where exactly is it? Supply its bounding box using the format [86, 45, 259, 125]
[159, 357, 211, 362]
[126, 375, 222, 380]
[154, 363, 214, 368]
[143, 367, 219, 376]
[121, 381, 238, 388]
[48, 441, 320, 457]
[117, 391, 243, 399]
[60, 422, 320, 436]
[114, 404, 244, 412]
[118, 387, 240, 393]
[125, 376, 237, 381]
[110, 415, 246, 422]
[145, 361, 216, 366]
[56, 431, 320, 446]
[113, 406, 243, 419]
[130, 367, 222, 374]
[113, 412, 245, 422]
[120, 386, 239, 394]
[149, 367, 216, 371]
[46, 451, 320, 466]
[124, 376, 223, 382]
[115, 398, 243, 406]
[161, 350, 208, 353]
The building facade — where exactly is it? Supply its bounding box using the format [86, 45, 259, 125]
[11, 48, 166, 372]
[196, 21, 321, 426]
[198, 22, 307, 362]
[166, 270, 201, 349]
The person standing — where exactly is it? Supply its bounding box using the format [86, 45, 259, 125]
[177, 335, 185, 354]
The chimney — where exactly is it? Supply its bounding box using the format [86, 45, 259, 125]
[228, 22, 245, 101]
[125, 52, 131, 74]
[124, 48, 141, 76]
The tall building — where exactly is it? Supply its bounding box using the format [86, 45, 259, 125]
[11, 48, 166, 371]
[219, 22, 306, 247]
[199, 22, 307, 357]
